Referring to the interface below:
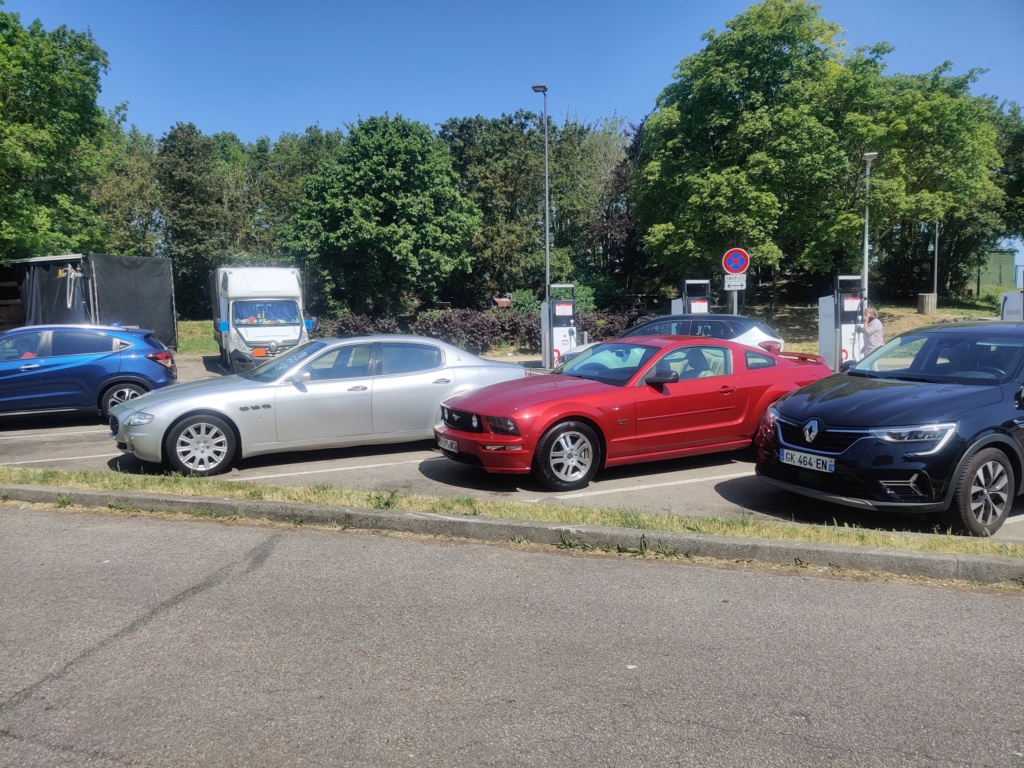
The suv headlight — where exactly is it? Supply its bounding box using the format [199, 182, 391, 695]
[869, 423, 957, 456]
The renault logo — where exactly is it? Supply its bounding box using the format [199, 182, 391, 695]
[803, 419, 819, 443]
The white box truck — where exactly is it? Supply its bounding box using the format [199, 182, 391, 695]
[210, 267, 312, 373]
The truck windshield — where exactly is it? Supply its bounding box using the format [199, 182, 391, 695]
[232, 300, 301, 325]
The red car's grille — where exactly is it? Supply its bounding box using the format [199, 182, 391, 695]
[442, 408, 484, 433]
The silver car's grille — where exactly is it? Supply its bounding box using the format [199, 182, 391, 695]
[109, 415, 119, 435]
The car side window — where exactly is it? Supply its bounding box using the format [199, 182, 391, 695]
[692, 320, 731, 340]
[380, 343, 443, 375]
[657, 346, 728, 379]
[0, 331, 44, 360]
[745, 350, 776, 369]
[50, 331, 117, 357]
[304, 344, 373, 380]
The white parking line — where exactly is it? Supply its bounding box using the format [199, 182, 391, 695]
[1, 453, 120, 465]
[225, 458, 437, 482]
[0, 430, 109, 441]
[551, 470, 755, 500]
[1002, 514, 1024, 526]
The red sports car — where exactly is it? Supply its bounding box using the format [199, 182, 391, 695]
[434, 336, 833, 490]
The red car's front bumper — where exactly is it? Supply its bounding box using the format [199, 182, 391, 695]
[434, 422, 535, 475]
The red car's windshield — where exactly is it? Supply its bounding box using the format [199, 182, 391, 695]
[555, 342, 659, 386]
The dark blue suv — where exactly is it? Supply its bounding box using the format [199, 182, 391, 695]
[0, 324, 177, 417]
[756, 322, 1024, 536]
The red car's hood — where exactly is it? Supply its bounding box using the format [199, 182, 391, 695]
[445, 374, 612, 415]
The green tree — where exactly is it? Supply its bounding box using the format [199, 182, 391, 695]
[91, 121, 162, 256]
[439, 111, 544, 303]
[292, 114, 480, 315]
[155, 122, 233, 316]
[0, 9, 110, 261]
[632, 0, 848, 296]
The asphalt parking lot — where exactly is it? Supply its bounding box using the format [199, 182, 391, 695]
[2, 353, 1023, 544]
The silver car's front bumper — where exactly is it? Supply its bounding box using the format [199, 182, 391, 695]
[109, 413, 166, 464]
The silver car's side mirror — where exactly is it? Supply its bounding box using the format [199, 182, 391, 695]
[292, 370, 311, 384]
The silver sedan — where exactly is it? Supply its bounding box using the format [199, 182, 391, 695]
[109, 335, 527, 476]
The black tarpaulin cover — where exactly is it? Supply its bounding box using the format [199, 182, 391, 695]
[17, 254, 177, 350]
[87, 254, 177, 350]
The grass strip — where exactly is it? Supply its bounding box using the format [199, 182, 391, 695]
[2, 465, 1021, 560]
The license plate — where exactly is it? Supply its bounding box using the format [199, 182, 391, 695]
[780, 448, 834, 473]
[253, 348, 266, 357]
[438, 437, 458, 453]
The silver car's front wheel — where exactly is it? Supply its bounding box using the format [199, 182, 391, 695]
[165, 415, 236, 476]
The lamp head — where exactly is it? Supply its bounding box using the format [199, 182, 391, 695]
[863, 151, 878, 163]
[532, 84, 547, 94]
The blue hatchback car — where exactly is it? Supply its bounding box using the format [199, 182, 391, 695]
[0, 324, 177, 417]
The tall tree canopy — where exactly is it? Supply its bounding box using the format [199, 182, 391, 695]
[292, 115, 480, 315]
[0, 8, 110, 261]
[632, 0, 1014, 301]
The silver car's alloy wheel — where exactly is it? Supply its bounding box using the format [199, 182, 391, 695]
[968, 459, 1010, 526]
[174, 421, 230, 473]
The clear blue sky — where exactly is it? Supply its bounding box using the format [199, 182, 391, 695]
[4, 0, 1022, 143]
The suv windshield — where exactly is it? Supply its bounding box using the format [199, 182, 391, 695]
[851, 333, 1024, 385]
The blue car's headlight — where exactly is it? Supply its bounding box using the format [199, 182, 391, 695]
[868, 423, 957, 456]
[124, 412, 155, 427]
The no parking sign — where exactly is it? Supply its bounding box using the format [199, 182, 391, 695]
[722, 248, 749, 275]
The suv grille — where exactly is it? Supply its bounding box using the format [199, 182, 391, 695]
[778, 419, 865, 454]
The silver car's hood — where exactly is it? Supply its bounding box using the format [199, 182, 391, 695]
[111, 374, 267, 416]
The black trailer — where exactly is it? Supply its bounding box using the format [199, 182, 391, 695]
[0, 253, 177, 350]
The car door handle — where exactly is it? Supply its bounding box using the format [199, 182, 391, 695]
[19, 364, 40, 371]
[719, 386, 737, 395]
[433, 378, 451, 384]
[348, 385, 368, 391]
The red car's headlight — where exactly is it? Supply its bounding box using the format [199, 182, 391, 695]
[486, 416, 520, 436]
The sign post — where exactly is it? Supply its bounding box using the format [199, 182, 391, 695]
[722, 248, 749, 314]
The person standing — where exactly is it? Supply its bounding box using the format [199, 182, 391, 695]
[862, 307, 885, 356]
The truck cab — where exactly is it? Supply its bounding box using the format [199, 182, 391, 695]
[211, 267, 312, 374]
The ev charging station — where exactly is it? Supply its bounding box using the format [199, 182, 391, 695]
[818, 275, 865, 371]
[540, 282, 578, 368]
[670, 280, 712, 314]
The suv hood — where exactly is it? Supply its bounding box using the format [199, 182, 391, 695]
[778, 373, 1003, 427]
[445, 374, 612, 415]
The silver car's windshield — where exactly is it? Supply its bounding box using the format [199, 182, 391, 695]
[554, 342, 658, 386]
[849, 333, 1024, 385]
[244, 340, 329, 382]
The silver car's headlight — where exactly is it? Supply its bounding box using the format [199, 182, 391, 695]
[124, 412, 155, 427]
[868, 423, 957, 456]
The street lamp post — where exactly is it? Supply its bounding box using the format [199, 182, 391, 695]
[862, 151, 878, 306]
[532, 83, 551, 368]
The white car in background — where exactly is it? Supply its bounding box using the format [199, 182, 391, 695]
[560, 314, 785, 365]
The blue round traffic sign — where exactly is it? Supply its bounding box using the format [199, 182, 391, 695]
[723, 248, 749, 275]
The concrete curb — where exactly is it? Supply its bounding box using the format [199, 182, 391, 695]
[5, 483, 1023, 585]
